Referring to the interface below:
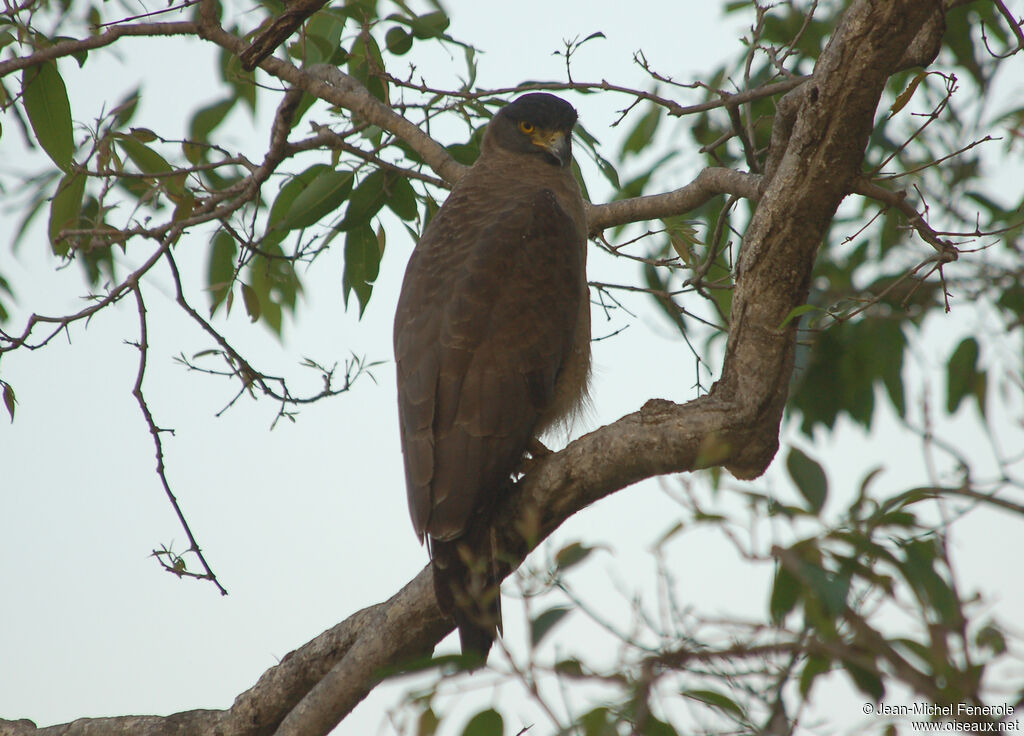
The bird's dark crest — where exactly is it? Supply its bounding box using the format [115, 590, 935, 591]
[497, 92, 578, 132]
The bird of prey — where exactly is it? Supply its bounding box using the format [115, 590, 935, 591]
[394, 93, 591, 658]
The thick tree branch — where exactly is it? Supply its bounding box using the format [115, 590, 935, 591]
[716, 0, 942, 476]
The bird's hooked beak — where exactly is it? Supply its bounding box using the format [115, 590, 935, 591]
[531, 129, 572, 167]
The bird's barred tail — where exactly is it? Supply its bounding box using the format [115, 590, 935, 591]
[430, 536, 502, 661]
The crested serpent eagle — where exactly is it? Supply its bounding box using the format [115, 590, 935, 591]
[393, 93, 591, 658]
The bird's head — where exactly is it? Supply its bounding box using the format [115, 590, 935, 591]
[488, 93, 577, 168]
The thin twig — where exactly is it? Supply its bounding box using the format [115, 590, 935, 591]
[851, 177, 959, 256]
[129, 282, 227, 594]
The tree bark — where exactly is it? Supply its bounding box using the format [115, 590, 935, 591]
[0, 1, 945, 735]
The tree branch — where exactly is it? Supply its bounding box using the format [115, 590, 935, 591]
[0, 22, 199, 78]
[187, 3, 468, 185]
[586, 167, 762, 235]
[851, 177, 960, 257]
[238, 0, 329, 71]
[129, 283, 227, 594]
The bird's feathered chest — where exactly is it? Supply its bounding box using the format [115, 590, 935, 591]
[395, 159, 586, 332]
[416, 160, 584, 258]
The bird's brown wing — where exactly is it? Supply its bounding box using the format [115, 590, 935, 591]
[394, 187, 585, 542]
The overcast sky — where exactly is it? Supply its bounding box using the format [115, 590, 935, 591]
[2, 1, 1023, 734]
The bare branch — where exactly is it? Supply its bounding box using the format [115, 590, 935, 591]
[129, 284, 227, 594]
[0, 21, 199, 78]
[586, 167, 762, 235]
[988, 0, 1024, 57]
[851, 177, 960, 256]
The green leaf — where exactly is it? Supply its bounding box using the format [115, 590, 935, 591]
[682, 689, 745, 717]
[579, 707, 614, 736]
[118, 134, 185, 197]
[349, 31, 388, 103]
[110, 88, 140, 128]
[867, 319, 906, 418]
[266, 165, 324, 230]
[620, 103, 661, 157]
[281, 167, 354, 231]
[654, 521, 685, 549]
[892, 637, 936, 671]
[76, 196, 114, 286]
[642, 718, 679, 736]
[575, 123, 619, 188]
[841, 657, 884, 701]
[385, 174, 418, 221]
[554, 658, 584, 676]
[889, 71, 928, 117]
[947, 337, 984, 415]
[794, 315, 909, 434]
[853, 466, 885, 510]
[461, 709, 502, 736]
[456, 40, 477, 87]
[342, 224, 381, 315]
[48, 171, 85, 257]
[247, 241, 300, 335]
[786, 447, 828, 514]
[189, 97, 236, 143]
[975, 623, 1007, 655]
[798, 654, 831, 696]
[172, 188, 196, 227]
[555, 542, 594, 572]
[385, 26, 413, 55]
[219, 43, 256, 114]
[769, 562, 800, 622]
[22, 61, 75, 171]
[207, 230, 238, 316]
[0, 273, 13, 322]
[52, 36, 88, 67]
[777, 304, 820, 330]
[531, 606, 572, 647]
[241, 282, 260, 322]
[9, 182, 52, 252]
[793, 328, 848, 434]
[417, 707, 440, 736]
[944, 4, 986, 87]
[2, 381, 15, 422]
[902, 539, 959, 626]
[663, 217, 701, 265]
[409, 10, 449, 39]
[802, 563, 849, 617]
[997, 282, 1024, 317]
[130, 127, 158, 142]
[643, 262, 686, 334]
[339, 169, 390, 230]
[302, 9, 346, 65]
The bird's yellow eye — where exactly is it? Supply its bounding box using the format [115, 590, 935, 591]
[518, 121, 535, 134]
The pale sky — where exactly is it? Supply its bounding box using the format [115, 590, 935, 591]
[2, 2, 1023, 734]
